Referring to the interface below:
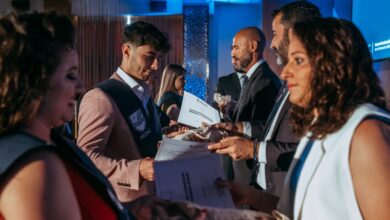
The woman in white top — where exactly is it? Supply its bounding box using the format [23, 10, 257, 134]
[277, 17, 390, 220]
[217, 17, 390, 220]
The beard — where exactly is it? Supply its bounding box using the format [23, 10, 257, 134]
[233, 52, 252, 73]
[273, 32, 289, 67]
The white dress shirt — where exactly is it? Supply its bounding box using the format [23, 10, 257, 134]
[116, 67, 151, 115]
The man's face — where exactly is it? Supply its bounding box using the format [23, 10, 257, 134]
[270, 13, 289, 66]
[231, 33, 253, 73]
[123, 44, 162, 81]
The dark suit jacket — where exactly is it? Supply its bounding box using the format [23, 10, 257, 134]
[250, 86, 299, 196]
[230, 62, 281, 184]
[232, 62, 281, 123]
[215, 72, 241, 102]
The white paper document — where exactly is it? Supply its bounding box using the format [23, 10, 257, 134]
[155, 138, 211, 161]
[154, 154, 235, 208]
[178, 91, 220, 128]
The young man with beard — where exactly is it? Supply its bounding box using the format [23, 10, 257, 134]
[77, 21, 170, 203]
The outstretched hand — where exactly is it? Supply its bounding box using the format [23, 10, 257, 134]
[208, 136, 254, 160]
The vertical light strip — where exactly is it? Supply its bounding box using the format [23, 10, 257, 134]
[126, 15, 132, 25]
[183, 4, 209, 100]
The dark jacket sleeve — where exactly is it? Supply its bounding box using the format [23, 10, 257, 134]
[265, 141, 298, 171]
[264, 108, 300, 171]
[250, 121, 266, 139]
[158, 105, 170, 127]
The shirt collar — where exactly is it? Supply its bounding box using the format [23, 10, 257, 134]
[116, 67, 151, 101]
[245, 59, 264, 79]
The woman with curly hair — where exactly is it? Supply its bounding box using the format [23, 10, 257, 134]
[277, 17, 390, 219]
[0, 12, 129, 219]
[217, 17, 390, 220]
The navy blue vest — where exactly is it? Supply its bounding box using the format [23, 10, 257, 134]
[95, 79, 168, 157]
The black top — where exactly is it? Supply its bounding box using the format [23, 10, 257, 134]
[157, 91, 183, 113]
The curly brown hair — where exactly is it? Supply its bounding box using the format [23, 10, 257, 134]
[289, 17, 387, 139]
[0, 11, 75, 134]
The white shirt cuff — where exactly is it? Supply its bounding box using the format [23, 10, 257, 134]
[258, 141, 267, 163]
[256, 141, 267, 189]
[242, 121, 252, 137]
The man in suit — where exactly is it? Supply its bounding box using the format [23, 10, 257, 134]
[231, 27, 281, 123]
[224, 27, 282, 185]
[209, 1, 321, 197]
[77, 21, 170, 203]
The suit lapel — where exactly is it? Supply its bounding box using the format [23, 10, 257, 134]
[293, 138, 325, 219]
[261, 84, 289, 140]
[278, 157, 298, 217]
[233, 62, 267, 120]
[278, 137, 304, 218]
[271, 96, 291, 135]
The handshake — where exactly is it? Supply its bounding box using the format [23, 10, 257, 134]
[214, 93, 237, 121]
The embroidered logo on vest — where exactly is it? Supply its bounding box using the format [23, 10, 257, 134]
[128, 109, 147, 132]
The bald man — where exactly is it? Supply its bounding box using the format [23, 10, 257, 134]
[228, 27, 281, 184]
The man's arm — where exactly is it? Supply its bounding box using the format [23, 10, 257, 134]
[264, 141, 298, 171]
[77, 89, 145, 190]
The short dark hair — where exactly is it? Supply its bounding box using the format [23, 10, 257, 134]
[0, 11, 75, 133]
[272, 1, 321, 30]
[289, 17, 387, 138]
[122, 21, 171, 53]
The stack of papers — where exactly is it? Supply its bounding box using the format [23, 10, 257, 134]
[154, 138, 234, 208]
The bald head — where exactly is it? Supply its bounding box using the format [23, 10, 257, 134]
[231, 27, 266, 73]
[236, 27, 266, 54]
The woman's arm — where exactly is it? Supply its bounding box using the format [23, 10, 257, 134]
[350, 119, 390, 219]
[0, 151, 81, 220]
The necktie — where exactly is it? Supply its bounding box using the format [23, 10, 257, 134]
[262, 83, 289, 140]
[240, 75, 249, 88]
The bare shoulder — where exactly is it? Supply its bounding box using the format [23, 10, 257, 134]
[0, 150, 66, 197]
[352, 118, 390, 157]
[350, 119, 390, 219]
[0, 150, 81, 219]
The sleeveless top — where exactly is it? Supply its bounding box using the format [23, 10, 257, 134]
[0, 131, 131, 220]
[292, 104, 390, 220]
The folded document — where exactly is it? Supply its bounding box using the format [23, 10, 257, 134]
[154, 138, 234, 208]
